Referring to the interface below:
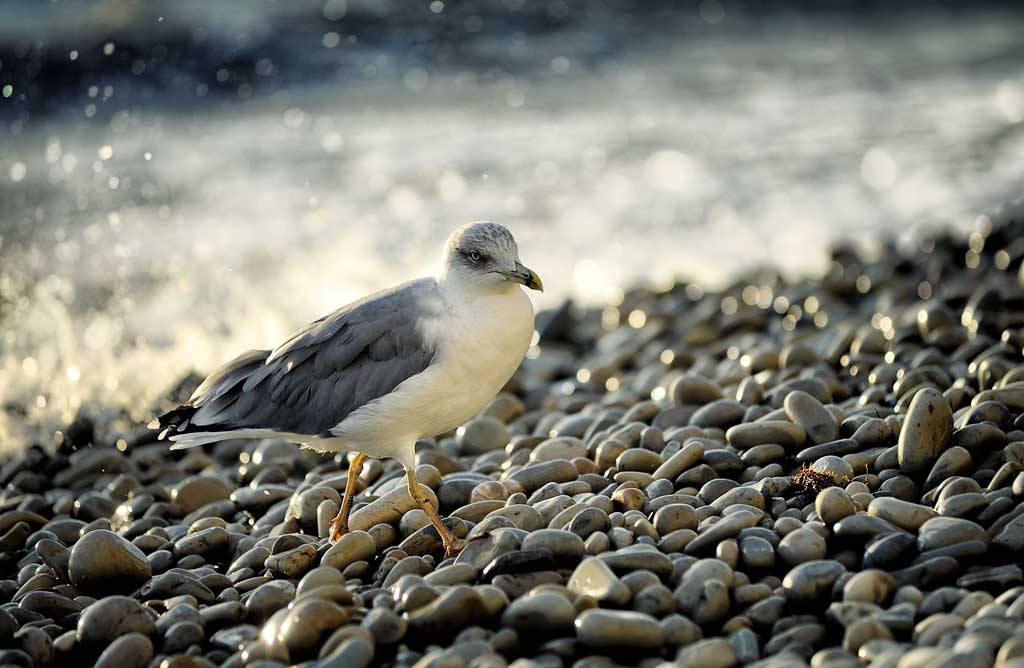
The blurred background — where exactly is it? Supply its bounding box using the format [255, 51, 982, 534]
[2, 0, 1023, 449]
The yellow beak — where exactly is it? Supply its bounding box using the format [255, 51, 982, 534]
[501, 261, 543, 292]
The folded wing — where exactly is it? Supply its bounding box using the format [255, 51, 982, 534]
[154, 278, 440, 440]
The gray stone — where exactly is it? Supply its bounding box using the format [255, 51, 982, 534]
[501, 591, 575, 633]
[459, 416, 512, 454]
[575, 609, 665, 649]
[782, 560, 846, 603]
[76, 595, 156, 645]
[898, 388, 953, 475]
[568, 557, 631, 605]
[816, 487, 856, 526]
[778, 528, 827, 565]
[69, 530, 152, 595]
[785, 391, 840, 445]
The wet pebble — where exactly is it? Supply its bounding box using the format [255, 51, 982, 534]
[76, 595, 156, 644]
[501, 590, 575, 633]
[898, 388, 954, 476]
[574, 609, 665, 649]
[5, 218, 1024, 668]
[778, 528, 827, 565]
[93, 632, 154, 668]
[68, 529, 152, 595]
[567, 557, 630, 606]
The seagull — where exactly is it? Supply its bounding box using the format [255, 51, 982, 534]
[152, 222, 542, 555]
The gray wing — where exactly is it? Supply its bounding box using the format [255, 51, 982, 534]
[158, 278, 440, 438]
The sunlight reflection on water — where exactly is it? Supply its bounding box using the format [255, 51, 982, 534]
[2, 9, 1024, 447]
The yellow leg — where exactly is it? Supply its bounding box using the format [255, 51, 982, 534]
[329, 452, 367, 542]
[406, 467, 465, 557]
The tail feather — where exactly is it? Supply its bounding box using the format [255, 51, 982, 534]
[169, 428, 302, 450]
[151, 404, 201, 440]
[168, 432, 234, 449]
[151, 348, 272, 444]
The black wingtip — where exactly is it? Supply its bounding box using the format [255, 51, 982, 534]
[151, 404, 198, 440]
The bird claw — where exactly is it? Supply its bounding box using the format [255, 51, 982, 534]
[443, 537, 467, 558]
[329, 517, 348, 543]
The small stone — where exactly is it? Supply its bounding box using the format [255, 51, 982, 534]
[501, 591, 575, 633]
[210, 625, 258, 652]
[993, 514, 1024, 550]
[349, 486, 439, 533]
[651, 441, 705, 480]
[924, 447, 974, 491]
[567, 557, 631, 605]
[405, 586, 488, 638]
[740, 536, 775, 570]
[575, 609, 665, 649]
[16, 627, 54, 668]
[671, 375, 724, 406]
[726, 628, 758, 665]
[199, 601, 244, 629]
[782, 560, 846, 604]
[521, 529, 585, 563]
[685, 510, 758, 555]
[599, 546, 674, 576]
[506, 459, 579, 494]
[673, 558, 733, 617]
[35, 538, 71, 581]
[245, 579, 296, 623]
[155, 603, 202, 635]
[173, 526, 229, 560]
[319, 637, 374, 668]
[785, 391, 840, 445]
[321, 530, 377, 570]
[459, 416, 511, 454]
[265, 543, 317, 578]
[690, 399, 746, 429]
[171, 476, 232, 514]
[612, 487, 646, 511]
[77, 595, 156, 645]
[811, 455, 854, 484]
[140, 571, 215, 603]
[676, 638, 738, 668]
[842, 569, 896, 605]
[290, 487, 342, 527]
[726, 421, 806, 450]
[69, 530, 152, 596]
[163, 621, 204, 653]
[482, 548, 556, 578]
[634, 583, 675, 617]
[869, 497, 936, 533]
[842, 618, 894, 654]
[470, 481, 509, 503]
[93, 631, 152, 667]
[567, 507, 610, 538]
[778, 528, 827, 565]
[917, 517, 989, 552]
[530, 437, 588, 462]
[898, 388, 953, 475]
[362, 607, 407, 645]
[19, 591, 82, 619]
[276, 598, 349, 656]
[653, 504, 698, 535]
[815, 487, 856, 526]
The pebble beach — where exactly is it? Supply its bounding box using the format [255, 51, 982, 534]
[4, 211, 1024, 668]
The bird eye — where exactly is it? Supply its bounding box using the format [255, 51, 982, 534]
[469, 251, 482, 262]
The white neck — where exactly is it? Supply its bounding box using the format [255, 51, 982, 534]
[436, 265, 515, 299]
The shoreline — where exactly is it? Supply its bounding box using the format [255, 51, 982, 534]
[2, 210, 1024, 666]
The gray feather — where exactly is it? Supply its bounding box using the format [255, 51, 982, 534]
[183, 278, 440, 437]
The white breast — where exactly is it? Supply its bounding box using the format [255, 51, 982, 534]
[328, 284, 534, 467]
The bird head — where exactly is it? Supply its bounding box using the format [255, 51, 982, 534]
[441, 222, 543, 294]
